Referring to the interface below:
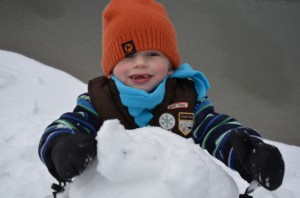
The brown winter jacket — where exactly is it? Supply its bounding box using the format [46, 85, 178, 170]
[88, 76, 198, 137]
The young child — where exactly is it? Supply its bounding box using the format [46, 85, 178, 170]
[39, 0, 284, 195]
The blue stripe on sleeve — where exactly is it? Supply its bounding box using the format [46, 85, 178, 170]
[195, 99, 212, 113]
[61, 114, 96, 135]
[202, 114, 222, 136]
[40, 129, 73, 164]
[77, 97, 98, 116]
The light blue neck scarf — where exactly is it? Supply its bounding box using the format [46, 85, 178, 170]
[111, 63, 210, 127]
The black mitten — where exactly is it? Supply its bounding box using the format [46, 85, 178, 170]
[51, 133, 97, 182]
[231, 131, 285, 191]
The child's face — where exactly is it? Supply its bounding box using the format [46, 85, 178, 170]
[112, 50, 173, 92]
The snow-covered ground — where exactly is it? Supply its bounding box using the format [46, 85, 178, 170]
[0, 50, 299, 198]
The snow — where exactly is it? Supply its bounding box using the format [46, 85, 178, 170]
[65, 119, 238, 198]
[0, 49, 299, 198]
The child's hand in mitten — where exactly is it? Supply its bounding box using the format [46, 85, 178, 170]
[51, 133, 97, 182]
[231, 131, 285, 191]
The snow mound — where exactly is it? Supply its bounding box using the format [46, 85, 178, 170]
[0, 50, 299, 198]
[66, 119, 239, 198]
[0, 50, 86, 198]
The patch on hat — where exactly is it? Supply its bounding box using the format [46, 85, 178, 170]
[121, 40, 136, 57]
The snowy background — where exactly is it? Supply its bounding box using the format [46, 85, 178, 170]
[0, 50, 299, 198]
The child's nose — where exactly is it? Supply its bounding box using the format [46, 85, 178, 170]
[133, 55, 147, 68]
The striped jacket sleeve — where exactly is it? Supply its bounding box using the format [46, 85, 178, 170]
[38, 93, 102, 165]
[192, 97, 262, 170]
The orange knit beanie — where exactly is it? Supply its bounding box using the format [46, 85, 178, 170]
[101, 0, 180, 76]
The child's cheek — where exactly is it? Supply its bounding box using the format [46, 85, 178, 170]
[112, 63, 127, 79]
[156, 66, 170, 77]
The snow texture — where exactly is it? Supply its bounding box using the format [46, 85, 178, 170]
[0, 50, 299, 198]
[64, 119, 238, 198]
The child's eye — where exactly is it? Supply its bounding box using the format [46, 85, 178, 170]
[147, 52, 159, 57]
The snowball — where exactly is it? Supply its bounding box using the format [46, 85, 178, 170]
[67, 119, 239, 198]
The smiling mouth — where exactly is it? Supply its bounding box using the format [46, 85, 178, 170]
[129, 74, 153, 79]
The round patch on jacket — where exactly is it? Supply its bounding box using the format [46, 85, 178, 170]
[159, 113, 175, 130]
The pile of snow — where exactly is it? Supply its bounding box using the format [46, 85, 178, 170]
[65, 119, 238, 198]
[0, 50, 299, 198]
